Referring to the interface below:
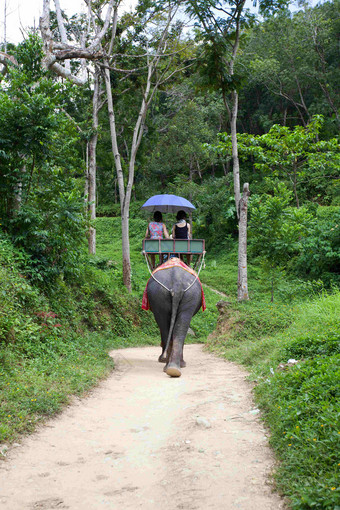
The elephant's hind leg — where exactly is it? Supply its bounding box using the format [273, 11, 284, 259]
[148, 294, 171, 363]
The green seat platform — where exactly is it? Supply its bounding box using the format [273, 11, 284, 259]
[143, 239, 205, 254]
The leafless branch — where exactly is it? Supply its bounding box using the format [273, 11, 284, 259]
[157, 61, 195, 85]
[98, 61, 148, 74]
[0, 51, 18, 76]
[60, 108, 84, 133]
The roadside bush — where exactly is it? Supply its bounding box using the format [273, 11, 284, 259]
[281, 330, 340, 360]
[0, 223, 162, 443]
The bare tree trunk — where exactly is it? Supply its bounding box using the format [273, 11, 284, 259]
[53, 0, 70, 71]
[230, 90, 241, 219]
[3, 0, 7, 53]
[84, 142, 89, 210]
[237, 183, 250, 301]
[88, 71, 100, 254]
[223, 10, 249, 301]
[114, 178, 117, 204]
[9, 164, 26, 217]
[121, 211, 131, 291]
[103, 62, 132, 291]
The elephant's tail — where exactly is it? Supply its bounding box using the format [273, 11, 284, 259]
[164, 286, 181, 358]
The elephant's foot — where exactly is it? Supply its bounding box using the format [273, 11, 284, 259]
[158, 354, 167, 363]
[180, 359, 186, 368]
[165, 363, 181, 378]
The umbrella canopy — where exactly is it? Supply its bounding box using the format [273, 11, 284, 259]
[141, 194, 196, 214]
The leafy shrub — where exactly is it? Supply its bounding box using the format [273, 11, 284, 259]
[96, 203, 121, 217]
[8, 181, 86, 285]
[0, 223, 162, 442]
[293, 207, 340, 284]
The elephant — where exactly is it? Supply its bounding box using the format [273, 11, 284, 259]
[146, 260, 204, 377]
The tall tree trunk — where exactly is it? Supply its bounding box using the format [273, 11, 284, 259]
[9, 164, 26, 217]
[229, 88, 249, 301]
[103, 63, 132, 291]
[225, 6, 249, 301]
[230, 90, 241, 219]
[121, 209, 131, 291]
[88, 72, 100, 254]
[53, 0, 70, 71]
[237, 183, 250, 301]
[84, 142, 89, 211]
[3, 0, 7, 53]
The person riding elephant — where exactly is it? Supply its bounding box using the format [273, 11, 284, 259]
[143, 258, 205, 377]
[172, 210, 192, 266]
[145, 210, 169, 269]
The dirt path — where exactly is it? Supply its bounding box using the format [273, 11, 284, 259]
[202, 283, 229, 299]
[0, 345, 285, 510]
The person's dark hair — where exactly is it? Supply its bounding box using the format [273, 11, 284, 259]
[176, 210, 187, 221]
[153, 211, 162, 222]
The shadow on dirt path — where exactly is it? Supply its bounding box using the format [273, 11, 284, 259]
[0, 345, 286, 510]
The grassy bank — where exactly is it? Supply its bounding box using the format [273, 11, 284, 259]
[205, 249, 340, 509]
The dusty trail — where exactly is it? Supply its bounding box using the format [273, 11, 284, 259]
[0, 345, 285, 510]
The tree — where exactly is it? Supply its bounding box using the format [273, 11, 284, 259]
[0, 34, 74, 217]
[183, 0, 290, 300]
[147, 96, 222, 186]
[249, 182, 313, 301]
[216, 115, 340, 207]
[0, 34, 86, 284]
[240, 3, 339, 133]
[40, 0, 190, 290]
[40, 0, 115, 255]
[103, 3, 191, 290]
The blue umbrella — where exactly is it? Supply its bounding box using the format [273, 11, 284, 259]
[141, 194, 196, 213]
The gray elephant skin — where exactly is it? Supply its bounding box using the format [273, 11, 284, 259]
[147, 264, 203, 377]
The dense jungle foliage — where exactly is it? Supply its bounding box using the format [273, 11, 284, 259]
[0, 1, 339, 508]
